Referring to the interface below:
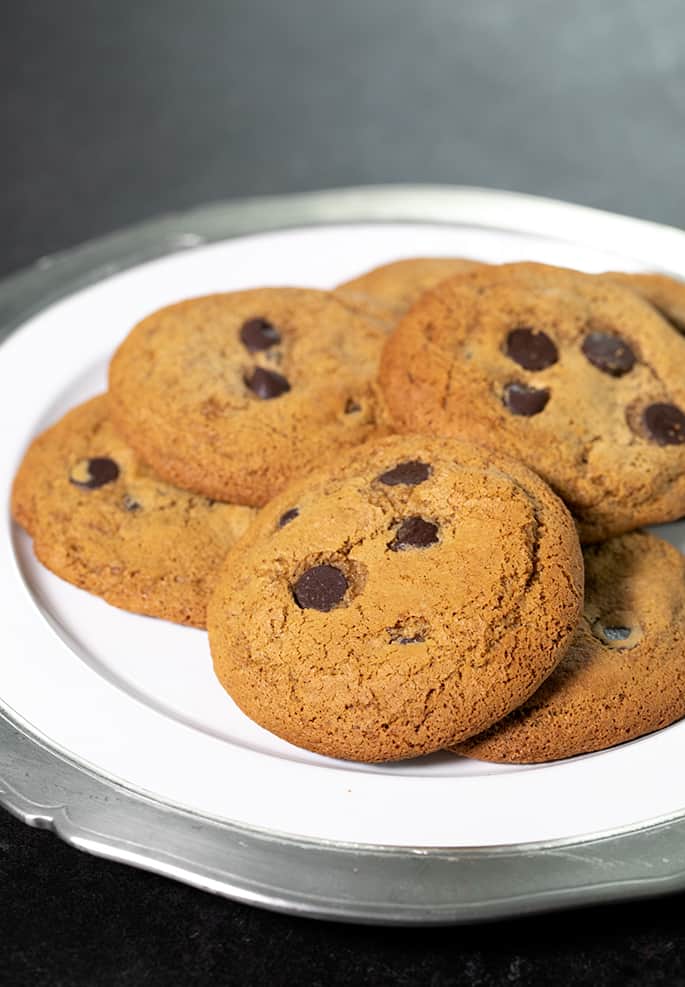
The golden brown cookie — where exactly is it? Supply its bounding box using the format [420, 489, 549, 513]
[604, 271, 685, 334]
[335, 257, 486, 330]
[380, 262, 685, 542]
[12, 396, 255, 627]
[108, 289, 387, 506]
[453, 532, 685, 763]
[208, 435, 583, 762]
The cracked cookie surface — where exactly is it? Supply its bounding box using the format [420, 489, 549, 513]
[12, 396, 255, 627]
[454, 532, 685, 763]
[335, 257, 486, 331]
[208, 435, 583, 762]
[380, 262, 685, 541]
[108, 288, 387, 506]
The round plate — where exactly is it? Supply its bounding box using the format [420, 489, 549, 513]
[3, 185, 685, 923]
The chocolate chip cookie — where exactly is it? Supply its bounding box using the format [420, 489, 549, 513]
[12, 396, 255, 626]
[108, 289, 387, 506]
[604, 271, 685, 335]
[208, 435, 583, 762]
[380, 262, 685, 542]
[335, 257, 486, 331]
[454, 531, 685, 763]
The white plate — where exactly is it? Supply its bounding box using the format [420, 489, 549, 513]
[2, 187, 685, 888]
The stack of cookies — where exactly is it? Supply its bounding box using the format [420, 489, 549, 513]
[12, 260, 685, 764]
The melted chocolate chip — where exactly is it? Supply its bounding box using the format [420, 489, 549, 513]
[388, 516, 439, 551]
[591, 615, 642, 650]
[278, 507, 299, 528]
[293, 564, 348, 611]
[239, 317, 281, 352]
[603, 626, 631, 641]
[387, 618, 429, 645]
[245, 367, 291, 400]
[69, 457, 120, 490]
[378, 460, 431, 487]
[643, 403, 685, 445]
[582, 332, 636, 377]
[505, 328, 558, 370]
[344, 398, 361, 414]
[503, 382, 550, 416]
[122, 494, 141, 512]
[396, 633, 424, 644]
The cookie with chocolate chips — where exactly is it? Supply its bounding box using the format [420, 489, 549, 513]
[453, 532, 685, 763]
[208, 435, 583, 762]
[380, 262, 685, 541]
[335, 257, 487, 331]
[108, 288, 387, 506]
[11, 396, 255, 626]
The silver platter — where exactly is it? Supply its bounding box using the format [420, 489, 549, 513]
[3, 185, 685, 924]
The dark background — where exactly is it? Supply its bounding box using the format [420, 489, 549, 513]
[4, 0, 685, 281]
[3, 2, 685, 984]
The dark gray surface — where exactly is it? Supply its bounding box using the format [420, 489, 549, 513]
[3, 0, 685, 279]
[5, 803, 685, 987]
[4, 1, 685, 983]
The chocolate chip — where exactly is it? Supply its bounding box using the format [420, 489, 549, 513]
[378, 461, 431, 487]
[591, 616, 642, 650]
[505, 328, 558, 370]
[293, 564, 348, 611]
[245, 367, 291, 400]
[393, 632, 424, 644]
[344, 398, 361, 414]
[387, 618, 429, 645]
[582, 332, 636, 377]
[69, 457, 120, 489]
[278, 507, 299, 528]
[388, 516, 439, 551]
[240, 317, 281, 352]
[122, 494, 141, 511]
[603, 626, 631, 641]
[643, 403, 685, 445]
[503, 382, 550, 416]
